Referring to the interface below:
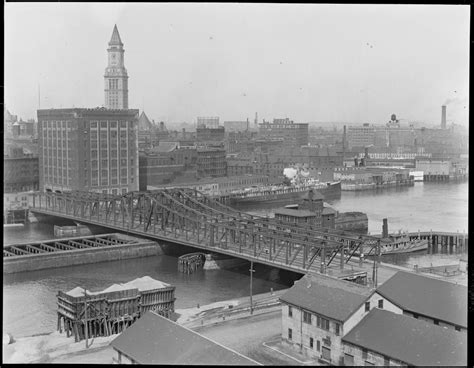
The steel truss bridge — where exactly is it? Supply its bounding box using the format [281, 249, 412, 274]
[31, 189, 382, 276]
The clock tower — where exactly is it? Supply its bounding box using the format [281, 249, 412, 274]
[104, 25, 128, 109]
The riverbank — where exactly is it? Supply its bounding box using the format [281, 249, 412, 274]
[2, 289, 288, 364]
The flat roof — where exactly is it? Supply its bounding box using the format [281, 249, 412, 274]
[376, 271, 467, 327]
[110, 311, 260, 365]
[274, 208, 317, 217]
[280, 275, 372, 322]
[342, 308, 467, 366]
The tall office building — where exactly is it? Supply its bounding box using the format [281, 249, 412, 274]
[104, 25, 129, 109]
[38, 108, 139, 194]
[259, 118, 309, 147]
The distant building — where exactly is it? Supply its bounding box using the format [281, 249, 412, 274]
[104, 25, 128, 109]
[259, 118, 308, 147]
[4, 146, 39, 193]
[110, 311, 259, 365]
[274, 190, 324, 227]
[197, 146, 227, 178]
[37, 108, 139, 194]
[224, 120, 249, 133]
[347, 124, 375, 149]
[196, 126, 225, 144]
[197, 116, 219, 128]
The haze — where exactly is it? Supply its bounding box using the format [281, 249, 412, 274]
[4, 3, 470, 126]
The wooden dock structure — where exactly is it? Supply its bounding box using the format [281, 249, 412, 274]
[178, 252, 206, 274]
[57, 276, 175, 342]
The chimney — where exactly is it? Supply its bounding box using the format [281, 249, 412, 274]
[343, 125, 346, 157]
[441, 105, 446, 129]
[364, 146, 369, 159]
[382, 218, 388, 238]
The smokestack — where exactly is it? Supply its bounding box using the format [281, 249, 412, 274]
[441, 105, 446, 129]
[364, 147, 369, 159]
[382, 218, 388, 238]
[343, 125, 346, 157]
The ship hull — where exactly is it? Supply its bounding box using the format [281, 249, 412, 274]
[229, 181, 341, 206]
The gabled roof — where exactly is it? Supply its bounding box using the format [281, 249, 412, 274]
[109, 24, 123, 46]
[110, 311, 260, 365]
[342, 308, 467, 366]
[279, 274, 372, 322]
[375, 271, 467, 327]
[137, 111, 152, 130]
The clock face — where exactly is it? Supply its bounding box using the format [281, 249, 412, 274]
[111, 53, 117, 65]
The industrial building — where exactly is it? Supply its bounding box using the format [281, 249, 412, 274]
[37, 108, 139, 194]
[259, 118, 309, 147]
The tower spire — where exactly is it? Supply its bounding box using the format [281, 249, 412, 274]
[109, 24, 123, 46]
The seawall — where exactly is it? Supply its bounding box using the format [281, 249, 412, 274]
[4, 241, 165, 274]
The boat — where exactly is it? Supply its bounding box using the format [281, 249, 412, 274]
[228, 181, 342, 205]
[377, 233, 428, 255]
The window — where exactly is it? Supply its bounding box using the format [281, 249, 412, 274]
[344, 353, 354, 366]
[303, 311, 312, 324]
[362, 348, 368, 360]
[335, 323, 340, 336]
[321, 346, 331, 362]
[378, 299, 384, 309]
[365, 301, 370, 312]
[288, 328, 292, 340]
[319, 317, 329, 331]
[288, 306, 292, 317]
[309, 337, 314, 349]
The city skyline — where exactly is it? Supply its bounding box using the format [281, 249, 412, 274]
[5, 3, 469, 126]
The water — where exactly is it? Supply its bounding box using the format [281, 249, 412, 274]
[2, 182, 468, 337]
[245, 182, 468, 234]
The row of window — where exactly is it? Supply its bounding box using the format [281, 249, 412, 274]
[289, 306, 340, 334]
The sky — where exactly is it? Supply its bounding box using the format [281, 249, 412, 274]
[4, 3, 470, 127]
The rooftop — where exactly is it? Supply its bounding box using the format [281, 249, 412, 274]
[342, 308, 467, 366]
[279, 274, 372, 322]
[274, 208, 317, 218]
[376, 271, 467, 327]
[110, 311, 260, 365]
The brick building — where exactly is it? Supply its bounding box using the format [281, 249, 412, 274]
[259, 118, 308, 147]
[4, 146, 39, 193]
[38, 108, 139, 194]
[197, 146, 227, 178]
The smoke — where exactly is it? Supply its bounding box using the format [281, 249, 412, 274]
[443, 96, 468, 106]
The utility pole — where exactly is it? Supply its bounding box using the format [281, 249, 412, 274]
[84, 288, 89, 348]
[249, 261, 255, 315]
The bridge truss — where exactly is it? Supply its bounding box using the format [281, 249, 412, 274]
[32, 189, 382, 275]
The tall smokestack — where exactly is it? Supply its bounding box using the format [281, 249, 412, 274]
[343, 125, 346, 157]
[382, 218, 388, 238]
[441, 105, 446, 129]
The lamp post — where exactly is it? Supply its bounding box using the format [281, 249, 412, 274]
[249, 261, 255, 315]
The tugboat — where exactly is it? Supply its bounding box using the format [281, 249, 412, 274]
[375, 219, 428, 255]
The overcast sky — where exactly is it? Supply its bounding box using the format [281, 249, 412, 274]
[5, 3, 470, 126]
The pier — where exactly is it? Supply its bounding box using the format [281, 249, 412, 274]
[3, 233, 164, 274]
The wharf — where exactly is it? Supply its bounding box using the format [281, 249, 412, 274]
[3, 233, 164, 274]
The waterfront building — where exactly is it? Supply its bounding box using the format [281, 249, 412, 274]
[274, 190, 324, 227]
[373, 271, 467, 332]
[37, 108, 139, 194]
[110, 311, 259, 365]
[4, 146, 39, 193]
[57, 276, 175, 342]
[342, 308, 467, 366]
[104, 25, 128, 109]
[197, 116, 220, 128]
[279, 275, 373, 364]
[259, 118, 309, 147]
